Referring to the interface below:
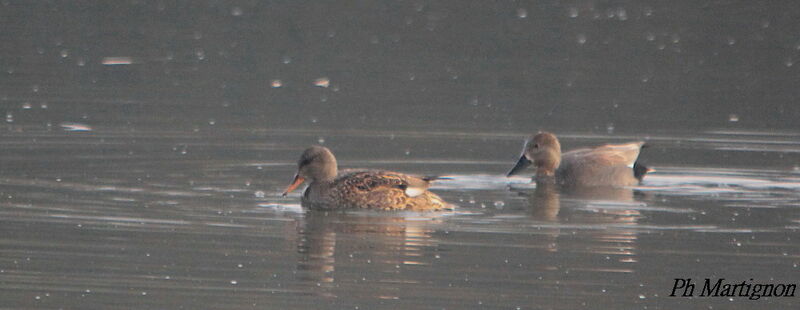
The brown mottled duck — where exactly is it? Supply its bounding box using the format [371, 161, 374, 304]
[283, 146, 452, 211]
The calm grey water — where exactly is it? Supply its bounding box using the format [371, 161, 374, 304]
[1, 1, 799, 309]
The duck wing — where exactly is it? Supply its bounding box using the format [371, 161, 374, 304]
[335, 170, 434, 197]
[562, 142, 645, 168]
[557, 142, 645, 187]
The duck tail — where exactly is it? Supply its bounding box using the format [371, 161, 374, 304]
[421, 175, 453, 182]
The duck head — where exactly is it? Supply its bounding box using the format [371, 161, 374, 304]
[282, 146, 338, 196]
[507, 132, 562, 177]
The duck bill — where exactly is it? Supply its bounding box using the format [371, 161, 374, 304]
[507, 156, 532, 177]
[282, 174, 305, 196]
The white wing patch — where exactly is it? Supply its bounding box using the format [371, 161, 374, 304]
[404, 187, 425, 197]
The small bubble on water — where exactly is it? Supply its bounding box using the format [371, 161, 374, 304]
[617, 8, 627, 21]
[231, 6, 243, 16]
[785, 59, 794, 67]
[237, 263, 243, 268]
[35, 296, 41, 300]
[32, 84, 40, 92]
[313, 77, 330, 88]
[310, 117, 318, 123]
[317, 137, 325, 144]
[568, 7, 579, 18]
[271, 79, 283, 88]
[141, 291, 147, 296]
[230, 280, 238, 285]
[22, 102, 32, 109]
[639, 294, 646, 299]
[208, 119, 216, 125]
[254, 191, 265, 198]
[727, 37, 736, 45]
[493, 201, 505, 208]
[728, 114, 739, 122]
[577, 34, 587, 44]
[404, 149, 411, 155]
[516, 8, 527, 18]
[606, 123, 615, 134]
[6, 113, 13, 123]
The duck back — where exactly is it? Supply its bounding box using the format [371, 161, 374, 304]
[556, 142, 644, 187]
[302, 171, 450, 211]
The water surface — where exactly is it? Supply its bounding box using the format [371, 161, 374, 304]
[1, 0, 799, 309]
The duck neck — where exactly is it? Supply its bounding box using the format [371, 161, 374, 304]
[311, 162, 338, 184]
[304, 165, 337, 202]
[535, 148, 561, 177]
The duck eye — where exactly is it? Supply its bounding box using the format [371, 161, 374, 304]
[533, 143, 539, 149]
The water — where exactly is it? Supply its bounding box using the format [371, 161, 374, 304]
[1, 1, 799, 309]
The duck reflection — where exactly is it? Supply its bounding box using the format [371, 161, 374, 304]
[295, 210, 443, 297]
[521, 183, 641, 220]
[514, 183, 645, 267]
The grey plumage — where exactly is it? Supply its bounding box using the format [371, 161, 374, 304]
[508, 132, 649, 187]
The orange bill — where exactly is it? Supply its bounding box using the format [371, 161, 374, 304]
[282, 174, 305, 196]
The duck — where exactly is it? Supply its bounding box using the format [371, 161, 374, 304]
[282, 146, 452, 211]
[506, 132, 650, 187]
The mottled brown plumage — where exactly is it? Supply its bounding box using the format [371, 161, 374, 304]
[507, 132, 649, 187]
[283, 146, 452, 211]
